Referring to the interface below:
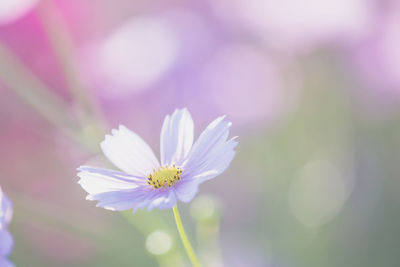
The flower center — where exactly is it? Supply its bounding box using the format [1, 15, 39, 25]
[147, 165, 182, 189]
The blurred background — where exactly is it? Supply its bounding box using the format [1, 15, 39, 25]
[0, 0, 400, 266]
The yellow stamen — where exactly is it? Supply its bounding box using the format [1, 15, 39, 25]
[147, 165, 182, 189]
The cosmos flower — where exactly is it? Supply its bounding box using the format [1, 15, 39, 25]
[78, 108, 237, 212]
[0, 186, 14, 266]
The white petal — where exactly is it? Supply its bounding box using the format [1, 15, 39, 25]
[77, 166, 145, 196]
[174, 179, 200, 203]
[183, 116, 232, 173]
[175, 138, 237, 204]
[90, 187, 152, 211]
[189, 138, 237, 183]
[181, 116, 237, 185]
[147, 189, 177, 211]
[160, 108, 194, 166]
[101, 125, 159, 176]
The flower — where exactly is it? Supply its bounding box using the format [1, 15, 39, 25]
[77, 108, 237, 212]
[0, 258, 14, 267]
[0, 188, 12, 230]
[83, 16, 179, 97]
[0, 186, 14, 265]
[198, 43, 286, 127]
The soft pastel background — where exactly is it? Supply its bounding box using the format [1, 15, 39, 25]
[1, 0, 400, 266]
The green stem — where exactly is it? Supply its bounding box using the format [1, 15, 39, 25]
[173, 205, 201, 267]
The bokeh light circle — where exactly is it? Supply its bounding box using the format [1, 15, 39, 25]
[145, 230, 172, 255]
[289, 160, 351, 228]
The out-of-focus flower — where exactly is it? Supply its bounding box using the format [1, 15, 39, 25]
[0, 187, 14, 266]
[82, 16, 179, 98]
[161, 8, 215, 70]
[350, 3, 400, 97]
[0, 258, 14, 267]
[82, 8, 216, 101]
[77, 108, 237, 212]
[198, 43, 288, 127]
[0, 0, 38, 25]
[209, 0, 374, 51]
[0, 230, 13, 257]
[0, 187, 12, 230]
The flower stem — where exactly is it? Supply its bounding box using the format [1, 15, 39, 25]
[173, 205, 201, 267]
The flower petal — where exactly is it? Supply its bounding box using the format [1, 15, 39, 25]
[147, 189, 176, 211]
[77, 166, 146, 196]
[174, 179, 200, 203]
[0, 259, 14, 267]
[190, 138, 237, 183]
[89, 186, 177, 212]
[78, 166, 178, 212]
[0, 187, 12, 229]
[160, 108, 194, 166]
[88, 186, 152, 211]
[183, 116, 237, 181]
[0, 229, 13, 257]
[101, 125, 159, 177]
[175, 138, 236, 203]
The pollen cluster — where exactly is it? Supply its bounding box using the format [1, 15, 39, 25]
[147, 165, 182, 189]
